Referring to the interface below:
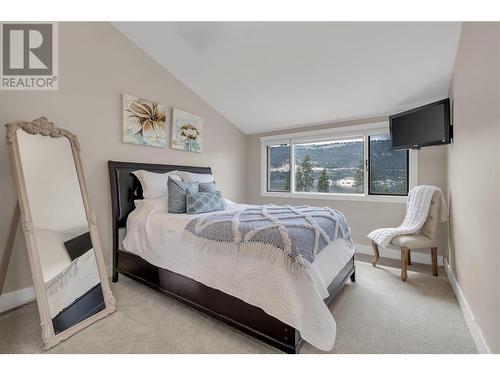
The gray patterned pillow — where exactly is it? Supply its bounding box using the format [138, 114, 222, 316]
[168, 177, 199, 214]
[186, 191, 226, 214]
[199, 182, 220, 193]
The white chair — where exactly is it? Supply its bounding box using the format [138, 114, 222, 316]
[371, 191, 441, 281]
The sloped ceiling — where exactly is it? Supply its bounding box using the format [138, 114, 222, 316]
[113, 22, 462, 134]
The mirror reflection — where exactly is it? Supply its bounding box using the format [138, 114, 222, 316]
[16, 130, 104, 334]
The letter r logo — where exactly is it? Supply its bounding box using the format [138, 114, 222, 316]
[2, 24, 53, 75]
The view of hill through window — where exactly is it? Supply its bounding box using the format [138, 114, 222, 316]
[267, 135, 408, 195]
[268, 144, 291, 191]
[369, 135, 408, 195]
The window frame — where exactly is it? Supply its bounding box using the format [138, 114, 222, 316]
[260, 121, 418, 203]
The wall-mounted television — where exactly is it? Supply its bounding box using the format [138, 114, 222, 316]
[389, 98, 452, 150]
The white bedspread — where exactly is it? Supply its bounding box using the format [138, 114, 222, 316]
[122, 198, 355, 351]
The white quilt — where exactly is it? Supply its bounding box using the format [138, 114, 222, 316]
[122, 198, 355, 351]
[367, 185, 448, 248]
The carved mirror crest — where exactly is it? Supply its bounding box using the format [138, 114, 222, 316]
[4, 117, 116, 350]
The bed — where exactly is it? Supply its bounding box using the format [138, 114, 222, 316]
[108, 161, 355, 353]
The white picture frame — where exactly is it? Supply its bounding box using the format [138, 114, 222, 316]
[171, 108, 203, 153]
[122, 94, 167, 147]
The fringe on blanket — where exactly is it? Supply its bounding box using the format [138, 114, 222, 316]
[181, 230, 311, 276]
[44, 251, 87, 292]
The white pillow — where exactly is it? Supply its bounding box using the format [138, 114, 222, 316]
[131, 170, 182, 200]
[134, 196, 167, 208]
[177, 171, 214, 184]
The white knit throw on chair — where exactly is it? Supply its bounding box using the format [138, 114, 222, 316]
[367, 185, 448, 248]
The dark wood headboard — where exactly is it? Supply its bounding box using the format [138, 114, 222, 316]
[108, 160, 212, 228]
[107, 160, 212, 281]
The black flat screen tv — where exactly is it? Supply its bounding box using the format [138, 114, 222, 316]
[389, 98, 451, 150]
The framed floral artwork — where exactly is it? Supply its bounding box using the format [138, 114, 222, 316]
[122, 94, 167, 147]
[171, 108, 203, 153]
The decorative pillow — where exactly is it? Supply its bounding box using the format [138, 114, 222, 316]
[199, 182, 220, 193]
[186, 191, 226, 214]
[132, 170, 182, 200]
[168, 177, 199, 213]
[176, 171, 214, 184]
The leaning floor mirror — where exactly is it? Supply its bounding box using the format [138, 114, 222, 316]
[5, 117, 116, 350]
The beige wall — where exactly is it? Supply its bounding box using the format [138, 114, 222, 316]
[447, 22, 500, 353]
[0, 22, 246, 294]
[245, 117, 448, 253]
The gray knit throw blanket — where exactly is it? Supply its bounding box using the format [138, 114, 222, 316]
[183, 205, 353, 271]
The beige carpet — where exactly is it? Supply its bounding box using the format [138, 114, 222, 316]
[0, 255, 477, 354]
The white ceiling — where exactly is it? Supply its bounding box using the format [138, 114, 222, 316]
[113, 22, 462, 134]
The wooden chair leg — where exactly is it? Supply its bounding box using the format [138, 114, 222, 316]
[431, 247, 438, 276]
[371, 241, 380, 266]
[407, 250, 411, 265]
[401, 247, 409, 281]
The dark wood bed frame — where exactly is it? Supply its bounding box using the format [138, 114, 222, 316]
[108, 160, 355, 354]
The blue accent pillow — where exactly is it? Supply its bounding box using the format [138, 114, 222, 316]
[186, 191, 226, 214]
[168, 177, 199, 213]
[199, 182, 220, 193]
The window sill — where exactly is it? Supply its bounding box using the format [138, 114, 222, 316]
[261, 191, 407, 203]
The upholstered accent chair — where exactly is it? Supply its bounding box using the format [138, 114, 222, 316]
[372, 191, 441, 281]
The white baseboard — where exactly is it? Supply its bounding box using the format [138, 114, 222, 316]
[355, 243, 444, 266]
[444, 259, 491, 354]
[0, 264, 114, 314]
[0, 286, 35, 314]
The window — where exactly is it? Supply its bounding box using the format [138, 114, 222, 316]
[294, 138, 364, 194]
[261, 122, 417, 202]
[369, 135, 408, 195]
[267, 143, 290, 192]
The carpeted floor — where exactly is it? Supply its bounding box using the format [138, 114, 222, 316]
[0, 255, 477, 354]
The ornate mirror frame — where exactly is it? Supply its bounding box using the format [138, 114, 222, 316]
[5, 117, 116, 350]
